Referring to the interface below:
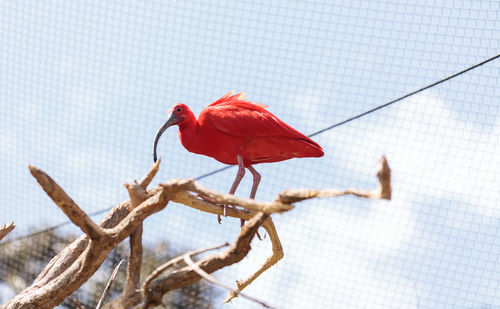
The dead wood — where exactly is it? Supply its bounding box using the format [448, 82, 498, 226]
[0, 222, 15, 241]
[2, 156, 391, 309]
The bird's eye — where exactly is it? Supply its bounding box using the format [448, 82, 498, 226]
[176, 107, 182, 113]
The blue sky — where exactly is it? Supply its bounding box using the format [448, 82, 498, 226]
[0, 1, 499, 308]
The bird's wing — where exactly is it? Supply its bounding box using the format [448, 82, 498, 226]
[200, 99, 321, 149]
[208, 91, 269, 108]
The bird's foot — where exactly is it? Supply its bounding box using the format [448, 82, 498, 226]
[197, 194, 238, 224]
[196, 193, 226, 224]
[218, 204, 229, 224]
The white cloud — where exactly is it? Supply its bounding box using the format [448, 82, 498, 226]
[322, 92, 499, 217]
[283, 198, 416, 308]
[286, 260, 419, 309]
[222, 195, 415, 308]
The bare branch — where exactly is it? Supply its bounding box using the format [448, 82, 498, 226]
[278, 187, 373, 203]
[222, 217, 283, 303]
[277, 155, 392, 203]
[126, 226, 143, 297]
[184, 180, 293, 214]
[139, 158, 161, 189]
[172, 190, 255, 220]
[29, 166, 104, 240]
[5, 162, 169, 309]
[108, 185, 168, 235]
[96, 259, 125, 309]
[0, 222, 15, 241]
[376, 155, 391, 199]
[142, 243, 229, 302]
[184, 252, 274, 308]
[139, 212, 268, 308]
[34, 168, 162, 287]
[5, 156, 392, 309]
[123, 181, 148, 299]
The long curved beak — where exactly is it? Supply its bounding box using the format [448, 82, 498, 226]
[153, 112, 179, 162]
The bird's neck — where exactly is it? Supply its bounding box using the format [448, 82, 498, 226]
[178, 114, 201, 153]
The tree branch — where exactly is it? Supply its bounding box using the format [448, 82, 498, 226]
[96, 259, 125, 309]
[138, 212, 269, 308]
[33, 187, 161, 287]
[4, 162, 165, 309]
[5, 156, 392, 309]
[277, 155, 391, 203]
[29, 166, 104, 240]
[123, 181, 148, 303]
[0, 222, 15, 241]
[142, 243, 229, 304]
[184, 251, 274, 308]
[139, 158, 161, 188]
[183, 180, 293, 214]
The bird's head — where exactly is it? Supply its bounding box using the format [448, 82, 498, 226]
[153, 103, 192, 162]
[167, 103, 191, 124]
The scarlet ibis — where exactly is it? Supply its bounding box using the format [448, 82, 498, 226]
[153, 91, 323, 223]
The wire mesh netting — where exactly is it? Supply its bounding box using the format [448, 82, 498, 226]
[1, 1, 499, 308]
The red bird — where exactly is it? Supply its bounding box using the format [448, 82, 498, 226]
[153, 91, 323, 223]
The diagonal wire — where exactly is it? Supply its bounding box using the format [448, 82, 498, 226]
[309, 53, 500, 137]
[2, 53, 499, 245]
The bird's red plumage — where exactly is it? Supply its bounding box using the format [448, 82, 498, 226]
[175, 92, 323, 166]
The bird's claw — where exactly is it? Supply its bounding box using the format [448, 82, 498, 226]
[196, 194, 250, 228]
[217, 205, 230, 224]
[197, 193, 226, 224]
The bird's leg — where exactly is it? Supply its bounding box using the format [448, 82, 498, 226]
[247, 165, 261, 200]
[229, 155, 246, 195]
[223, 217, 284, 303]
[218, 155, 245, 224]
[243, 165, 261, 228]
